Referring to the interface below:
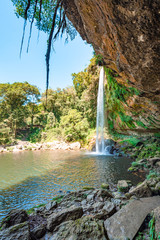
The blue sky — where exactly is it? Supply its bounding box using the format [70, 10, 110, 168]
[0, 0, 93, 93]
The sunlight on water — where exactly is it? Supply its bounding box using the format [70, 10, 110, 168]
[0, 150, 144, 221]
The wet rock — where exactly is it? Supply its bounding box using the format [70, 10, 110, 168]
[105, 139, 115, 146]
[117, 180, 129, 193]
[1, 210, 28, 229]
[128, 181, 152, 198]
[50, 216, 107, 240]
[0, 222, 30, 240]
[104, 196, 160, 240]
[105, 145, 114, 154]
[47, 206, 83, 231]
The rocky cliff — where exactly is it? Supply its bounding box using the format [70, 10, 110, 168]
[64, 0, 160, 133]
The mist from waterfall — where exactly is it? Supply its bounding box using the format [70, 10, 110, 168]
[96, 67, 105, 154]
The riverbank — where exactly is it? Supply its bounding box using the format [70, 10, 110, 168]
[1, 179, 160, 240]
[0, 141, 82, 153]
[0, 135, 160, 239]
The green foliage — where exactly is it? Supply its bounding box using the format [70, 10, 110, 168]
[45, 112, 56, 129]
[94, 53, 104, 66]
[147, 171, 158, 180]
[0, 82, 40, 144]
[27, 203, 46, 215]
[27, 128, 41, 143]
[120, 137, 141, 146]
[149, 215, 157, 240]
[60, 109, 89, 142]
[131, 161, 139, 167]
[104, 67, 141, 135]
[72, 57, 99, 128]
[12, 0, 77, 39]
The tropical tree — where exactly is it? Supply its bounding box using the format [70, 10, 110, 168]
[59, 109, 89, 141]
[0, 82, 40, 137]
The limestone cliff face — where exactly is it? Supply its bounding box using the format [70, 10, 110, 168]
[64, 0, 160, 132]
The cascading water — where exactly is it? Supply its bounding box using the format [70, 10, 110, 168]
[96, 67, 105, 154]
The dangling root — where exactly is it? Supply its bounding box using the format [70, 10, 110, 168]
[27, 0, 38, 52]
[19, 0, 31, 57]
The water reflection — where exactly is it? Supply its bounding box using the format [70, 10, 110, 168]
[0, 151, 144, 220]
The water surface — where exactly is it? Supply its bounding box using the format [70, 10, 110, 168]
[0, 150, 143, 220]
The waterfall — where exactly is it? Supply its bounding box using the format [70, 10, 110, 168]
[96, 67, 105, 153]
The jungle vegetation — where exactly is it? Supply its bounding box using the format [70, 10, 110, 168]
[0, 58, 99, 144]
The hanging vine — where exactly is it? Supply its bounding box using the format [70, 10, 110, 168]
[11, 0, 77, 103]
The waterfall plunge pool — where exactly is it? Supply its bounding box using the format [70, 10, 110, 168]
[0, 150, 145, 221]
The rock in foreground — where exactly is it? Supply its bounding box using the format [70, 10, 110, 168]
[104, 196, 160, 240]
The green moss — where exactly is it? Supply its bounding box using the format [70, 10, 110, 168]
[131, 162, 139, 167]
[27, 203, 46, 215]
[103, 67, 142, 135]
[9, 222, 27, 233]
[101, 183, 109, 190]
[83, 186, 95, 190]
[52, 195, 64, 203]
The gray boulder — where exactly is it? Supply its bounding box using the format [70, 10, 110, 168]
[0, 210, 28, 229]
[128, 181, 152, 198]
[94, 201, 116, 220]
[47, 205, 83, 231]
[50, 216, 107, 240]
[0, 222, 30, 240]
[117, 180, 129, 193]
[104, 196, 160, 240]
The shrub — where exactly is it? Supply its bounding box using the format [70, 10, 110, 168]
[60, 109, 89, 142]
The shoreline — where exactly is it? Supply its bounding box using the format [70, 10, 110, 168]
[0, 141, 82, 153]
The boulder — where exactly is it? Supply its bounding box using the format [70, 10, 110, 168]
[29, 215, 47, 239]
[104, 196, 160, 240]
[0, 222, 30, 240]
[97, 189, 113, 200]
[94, 201, 116, 220]
[50, 216, 107, 240]
[105, 139, 115, 146]
[128, 181, 152, 198]
[70, 142, 81, 150]
[117, 180, 129, 193]
[47, 206, 83, 231]
[45, 201, 57, 212]
[1, 210, 28, 229]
